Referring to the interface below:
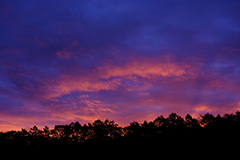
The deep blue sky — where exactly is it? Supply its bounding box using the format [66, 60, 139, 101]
[1, 0, 240, 131]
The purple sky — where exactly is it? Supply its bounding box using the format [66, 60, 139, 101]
[1, 0, 240, 131]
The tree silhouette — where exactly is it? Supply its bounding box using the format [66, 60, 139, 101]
[124, 121, 140, 137]
[166, 113, 184, 127]
[185, 114, 199, 128]
[200, 113, 215, 127]
[1, 111, 240, 152]
[153, 115, 166, 127]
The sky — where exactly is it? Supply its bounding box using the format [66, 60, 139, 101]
[1, 0, 240, 131]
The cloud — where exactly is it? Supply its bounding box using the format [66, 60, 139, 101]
[194, 106, 213, 112]
[51, 76, 121, 97]
[99, 59, 188, 79]
[2, 52, 240, 130]
[43, 55, 194, 100]
[1, 0, 240, 131]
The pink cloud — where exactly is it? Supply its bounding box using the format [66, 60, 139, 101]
[43, 55, 197, 101]
[98, 57, 190, 79]
[194, 105, 214, 112]
[2, 54, 240, 131]
[51, 77, 121, 97]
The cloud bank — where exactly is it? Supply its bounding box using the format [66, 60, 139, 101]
[0, 0, 240, 131]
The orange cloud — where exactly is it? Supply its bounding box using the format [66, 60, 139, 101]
[99, 59, 188, 79]
[11, 55, 207, 130]
[194, 106, 213, 112]
[42, 56, 196, 101]
[52, 77, 121, 97]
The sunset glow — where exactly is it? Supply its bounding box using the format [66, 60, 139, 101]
[1, 0, 240, 131]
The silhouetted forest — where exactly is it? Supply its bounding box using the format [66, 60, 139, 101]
[1, 112, 240, 153]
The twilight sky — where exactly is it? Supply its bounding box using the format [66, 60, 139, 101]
[1, 0, 240, 131]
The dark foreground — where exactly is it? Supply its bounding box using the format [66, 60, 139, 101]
[1, 112, 240, 155]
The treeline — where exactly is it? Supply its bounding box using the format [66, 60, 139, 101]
[1, 112, 240, 152]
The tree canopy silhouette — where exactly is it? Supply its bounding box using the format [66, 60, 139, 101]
[1, 112, 240, 152]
